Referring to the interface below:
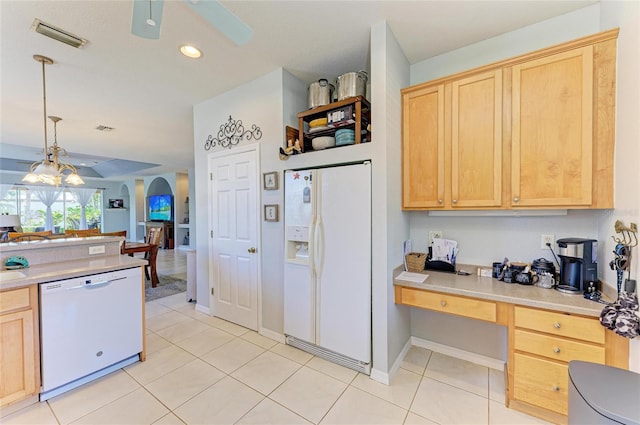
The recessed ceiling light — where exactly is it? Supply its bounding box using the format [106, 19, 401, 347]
[180, 44, 202, 59]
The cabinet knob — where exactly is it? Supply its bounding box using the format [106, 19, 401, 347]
[513, 197, 520, 203]
[553, 322, 561, 329]
[438, 199, 443, 205]
[452, 199, 458, 204]
[248, 247, 257, 253]
[552, 385, 560, 392]
[553, 347, 561, 353]
[440, 300, 447, 307]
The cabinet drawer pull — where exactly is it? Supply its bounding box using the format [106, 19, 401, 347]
[438, 199, 443, 205]
[441, 300, 447, 307]
[513, 197, 520, 203]
[452, 199, 457, 204]
[553, 347, 561, 353]
[553, 322, 561, 329]
[552, 385, 560, 392]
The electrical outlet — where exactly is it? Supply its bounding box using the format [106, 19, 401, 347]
[541, 234, 555, 249]
[429, 231, 443, 245]
[89, 245, 106, 255]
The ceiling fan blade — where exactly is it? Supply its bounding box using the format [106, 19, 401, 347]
[131, 0, 165, 40]
[183, 0, 253, 46]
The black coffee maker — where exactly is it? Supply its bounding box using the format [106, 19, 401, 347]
[556, 238, 597, 294]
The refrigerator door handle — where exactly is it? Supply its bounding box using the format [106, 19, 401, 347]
[308, 214, 316, 273]
[314, 218, 324, 277]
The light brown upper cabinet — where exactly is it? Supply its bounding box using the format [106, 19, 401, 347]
[402, 29, 618, 210]
[511, 47, 593, 207]
[402, 70, 502, 209]
[402, 84, 445, 209]
[450, 70, 503, 208]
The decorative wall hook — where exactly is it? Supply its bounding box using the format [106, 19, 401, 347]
[612, 220, 638, 247]
[204, 115, 262, 150]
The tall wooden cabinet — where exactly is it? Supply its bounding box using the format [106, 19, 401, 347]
[0, 285, 39, 408]
[402, 29, 618, 210]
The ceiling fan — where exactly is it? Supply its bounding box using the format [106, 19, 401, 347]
[131, 0, 253, 45]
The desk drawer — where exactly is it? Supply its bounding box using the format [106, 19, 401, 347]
[514, 329, 605, 363]
[397, 287, 496, 322]
[513, 353, 568, 415]
[514, 306, 604, 344]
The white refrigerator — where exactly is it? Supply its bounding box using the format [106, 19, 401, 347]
[284, 162, 371, 374]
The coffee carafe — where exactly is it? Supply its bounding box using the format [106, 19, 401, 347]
[556, 238, 597, 294]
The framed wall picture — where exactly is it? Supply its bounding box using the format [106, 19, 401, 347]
[263, 171, 279, 190]
[108, 199, 124, 209]
[264, 204, 279, 222]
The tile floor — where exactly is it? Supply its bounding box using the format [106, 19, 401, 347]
[4, 249, 551, 424]
[3, 290, 552, 425]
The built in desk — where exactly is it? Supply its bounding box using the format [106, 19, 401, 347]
[394, 269, 629, 425]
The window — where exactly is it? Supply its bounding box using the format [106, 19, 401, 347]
[0, 186, 103, 233]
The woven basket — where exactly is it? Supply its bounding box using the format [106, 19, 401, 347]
[405, 252, 427, 272]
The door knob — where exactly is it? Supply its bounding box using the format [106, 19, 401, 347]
[248, 247, 257, 253]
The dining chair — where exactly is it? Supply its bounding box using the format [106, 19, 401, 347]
[145, 227, 163, 286]
[99, 230, 127, 254]
[65, 228, 100, 237]
[8, 230, 53, 242]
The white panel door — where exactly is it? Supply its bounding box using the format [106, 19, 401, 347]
[209, 148, 258, 330]
[315, 163, 371, 363]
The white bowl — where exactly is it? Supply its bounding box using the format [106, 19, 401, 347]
[312, 136, 336, 150]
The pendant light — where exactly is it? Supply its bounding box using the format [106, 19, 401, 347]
[23, 55, 84, 186]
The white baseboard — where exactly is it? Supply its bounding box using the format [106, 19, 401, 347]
[370, 338, 413, 385]
[259, 327, 285, 344]
[369, 367, 389, 385]
[195, 303, 210, 315]
[411, 337, 505, 371]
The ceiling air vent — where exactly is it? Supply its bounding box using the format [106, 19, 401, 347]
[31, 19, 88, 48]
[95, 125, 115, 132]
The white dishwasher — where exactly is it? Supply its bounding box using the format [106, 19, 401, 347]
[39, 267, 143, 401]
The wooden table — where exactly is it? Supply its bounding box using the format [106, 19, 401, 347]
[122, 242, 159, 287]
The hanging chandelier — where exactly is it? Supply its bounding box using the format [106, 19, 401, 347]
[23, 55, 84, 186]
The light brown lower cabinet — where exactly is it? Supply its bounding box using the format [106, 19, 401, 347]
[394, 285, 629, 424]
[0, 285, 40, 408]
[509, 305, 628, 424]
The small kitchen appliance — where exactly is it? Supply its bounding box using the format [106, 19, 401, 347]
[556, 238, 597, 294]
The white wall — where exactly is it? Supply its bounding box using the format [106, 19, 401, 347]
[410, 4, 601, 84]
[192, 69, 285, 332]
[370, 21, 412, 378]
[599, 0, 640, 373]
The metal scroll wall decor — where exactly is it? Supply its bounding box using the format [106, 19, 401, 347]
[204, 115, 262, 150]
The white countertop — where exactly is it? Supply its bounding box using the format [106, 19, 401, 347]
[0, 255, 146, 291]
[394, 268, 609, 317]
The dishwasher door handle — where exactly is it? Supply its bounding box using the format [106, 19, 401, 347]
[47, 276, 125, 292]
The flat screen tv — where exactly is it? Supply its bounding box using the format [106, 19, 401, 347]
[148, 194, 173, 222]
